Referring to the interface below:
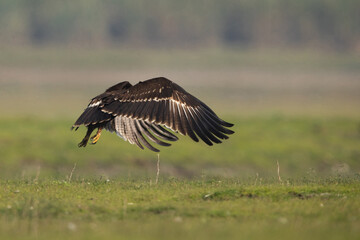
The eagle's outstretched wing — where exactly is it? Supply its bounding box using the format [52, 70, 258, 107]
[72, 77, 234, 152]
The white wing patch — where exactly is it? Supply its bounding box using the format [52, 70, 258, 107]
[88, 100, 102, 108]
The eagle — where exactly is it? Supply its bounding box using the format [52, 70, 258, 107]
[72, 77, 234, 152]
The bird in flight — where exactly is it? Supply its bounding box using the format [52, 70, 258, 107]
[72, 77, 234, 152]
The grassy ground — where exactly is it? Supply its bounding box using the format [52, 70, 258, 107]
[0, 177, 359, 240]
[0, 117, 359, 179]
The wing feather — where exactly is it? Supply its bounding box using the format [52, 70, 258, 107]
[182, 107, 200, 142]
[115, 116, 127, 140]
[168, 99, 176, 130]
[186, 107, 213, 145]
[135, 120, 171, 146]
[149, 100, 160, 123]
[127, 102, 140, 118]
[143, 101, 155, 122]
[131, 101, 144, 119]
[190, 107, 222, 144]
[194, 108, 230, 140]
[154, 100, 164, 123]
[201, 110, 235, 135]
[132, 120, 159, 152]
[162, 100, 170, 126]
[143, 121, 178, 141]
[127, 118, 143, 149]
[109, 116, 174, 152]
[173, 101, 186, 135]
[178, 104, 199, 142]
[200, 106, 234, 127]
[73, 106, 113, 127]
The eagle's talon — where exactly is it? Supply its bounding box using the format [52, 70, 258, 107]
[90, 137, 98, 145]
[90, 128, 102, 144]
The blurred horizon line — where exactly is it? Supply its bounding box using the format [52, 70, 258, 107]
[0, 0, 359, 53]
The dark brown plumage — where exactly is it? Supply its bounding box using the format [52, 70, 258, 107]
[72, 77, 234, 152]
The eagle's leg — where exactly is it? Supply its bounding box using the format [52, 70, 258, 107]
[78, 126, 95, 147]
[90, 127, 103, 145]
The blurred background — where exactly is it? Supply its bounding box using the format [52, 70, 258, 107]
[0, 0, 359, 179]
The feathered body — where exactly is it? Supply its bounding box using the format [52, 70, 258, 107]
[72, 77, 234, 152]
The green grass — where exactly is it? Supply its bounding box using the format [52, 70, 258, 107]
[0, 177, 359, 240]
[0, 116, 359, 178]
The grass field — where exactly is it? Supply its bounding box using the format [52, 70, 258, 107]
[0, 117, 359, 179]
[0, 177, 359, 240]
[0, 47, 359, 239]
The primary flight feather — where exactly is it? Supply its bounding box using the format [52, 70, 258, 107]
[72, 77, 234, 152]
